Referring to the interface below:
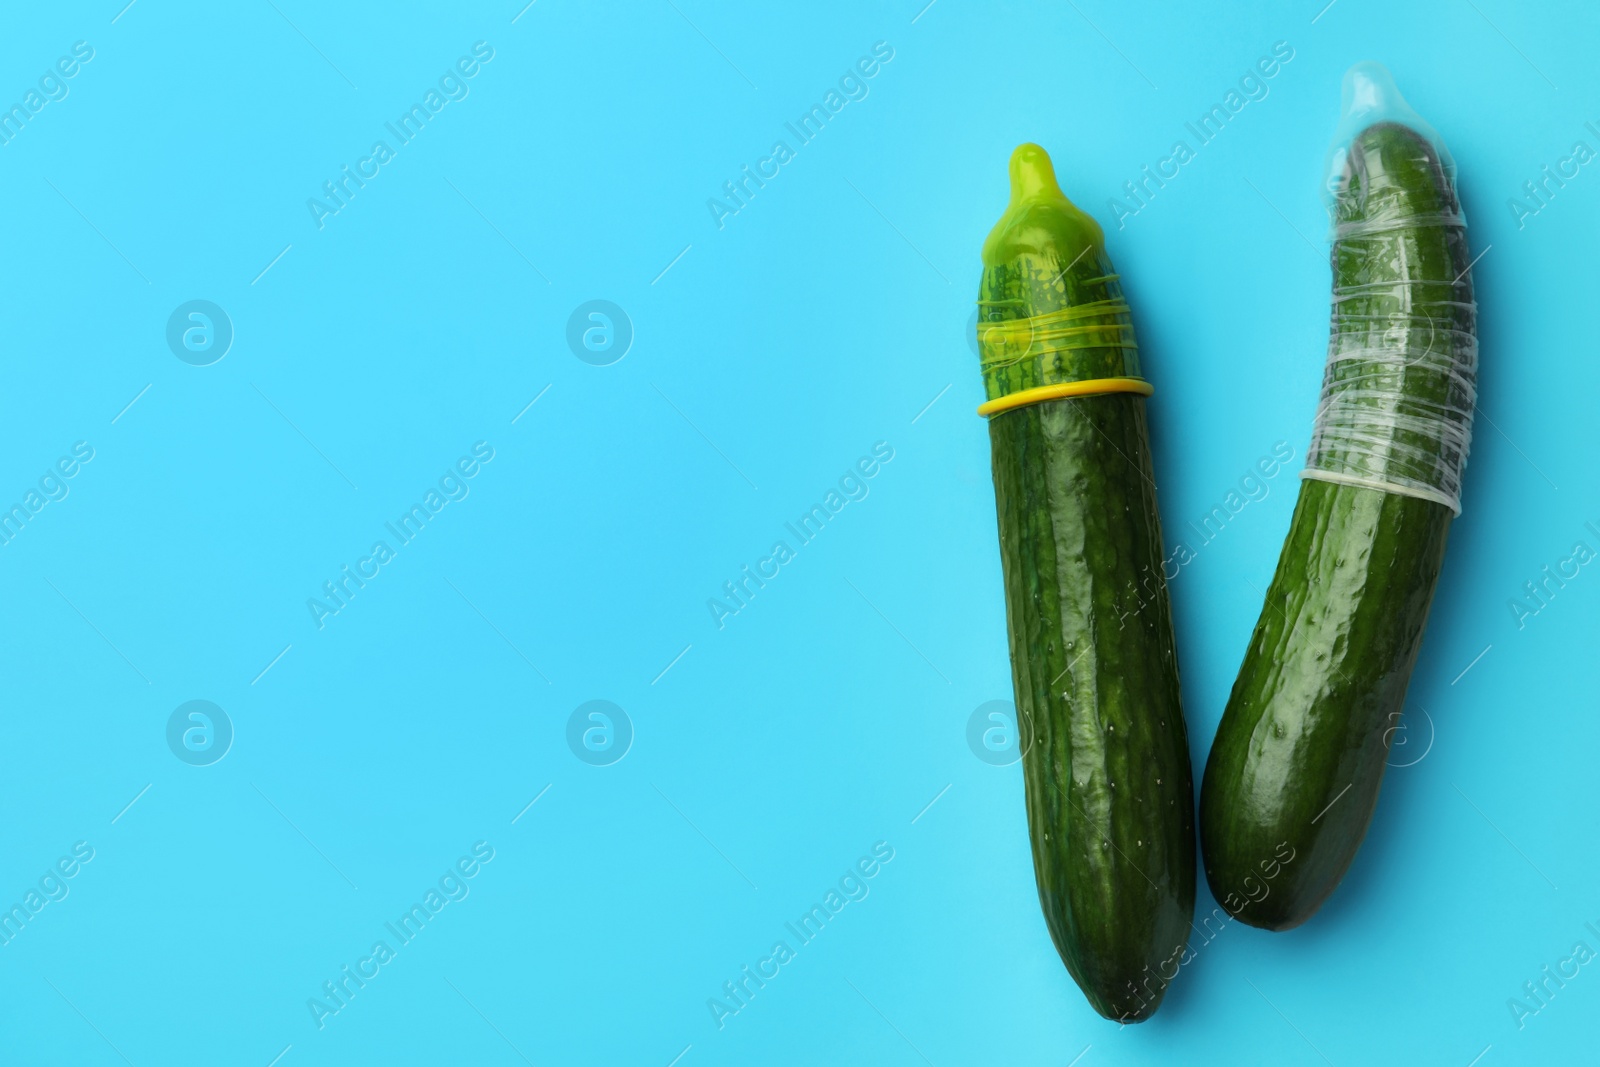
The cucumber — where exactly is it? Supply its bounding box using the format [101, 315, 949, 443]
[977, 144, 1194, 1020]
[1200, 69, 1477, 930]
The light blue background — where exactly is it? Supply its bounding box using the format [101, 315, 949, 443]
[0, 1, 1595, 1064]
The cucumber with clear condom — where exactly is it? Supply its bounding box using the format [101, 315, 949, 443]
[1200, 64, 1478, 930]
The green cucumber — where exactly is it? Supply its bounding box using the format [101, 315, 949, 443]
[978, 144, 1194, 1020]
[1200, 69, 1477, 930]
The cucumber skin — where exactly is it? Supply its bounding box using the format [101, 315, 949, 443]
[1200, 480, 1449, 929]
[1200, 122, 1471, 929]
[990, 393, 1195, 1020]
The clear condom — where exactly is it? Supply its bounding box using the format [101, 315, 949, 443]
[1301, 62, 1477, 515]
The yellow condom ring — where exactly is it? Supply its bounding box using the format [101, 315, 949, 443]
[977, 376, 1153, 418]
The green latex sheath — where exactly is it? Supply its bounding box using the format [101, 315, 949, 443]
[979, 144, 1194, 1020]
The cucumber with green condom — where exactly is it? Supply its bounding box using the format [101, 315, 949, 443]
[976, 144, 1193, 1020]
[1200, 63, 1478, 930]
